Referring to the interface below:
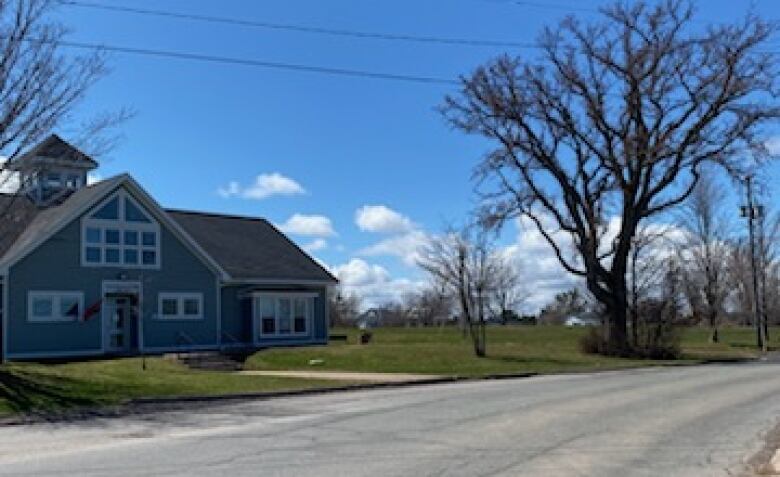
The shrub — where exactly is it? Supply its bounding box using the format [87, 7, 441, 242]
[579, 323, 681, 360]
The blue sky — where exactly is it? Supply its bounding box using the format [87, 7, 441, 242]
[51, 0, 780, 309]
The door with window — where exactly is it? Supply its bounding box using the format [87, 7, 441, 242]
[105, 296, 137, 352]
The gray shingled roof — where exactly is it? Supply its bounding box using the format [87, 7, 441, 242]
[167, 210, 337, 283]
[0, 176, 336, 284]
[7, 134, 97, 170]
[0, 177, 124, 264]
[0, 194, 40, 261]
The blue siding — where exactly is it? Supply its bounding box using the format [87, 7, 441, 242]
[220, 286, 253, 344]
[6, 186, 219, 357]
[220, 285, 329, 347]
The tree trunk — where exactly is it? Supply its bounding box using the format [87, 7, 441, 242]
[587, 266, 631, 355]
[709, 310, 719, 343]
[604, 277, 630, 355]
[469, 321, 486, 357]
[607, 305, 629, 355]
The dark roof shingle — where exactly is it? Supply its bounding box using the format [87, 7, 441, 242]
[0, 194, 40, 260]
[1, 176, 336, 284]
[7, 134, 97, 170]
[0, 177, 124, 264]
[167, 210, 337, 283]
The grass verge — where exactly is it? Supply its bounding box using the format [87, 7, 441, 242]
[245, 326, 768, 377]
[0, 357, 347, 417]
[0, 326, 770, 418]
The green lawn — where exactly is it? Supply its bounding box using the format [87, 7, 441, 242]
[0, 325, 769, 418]
[245, 325, 769, 377]
[0, 357, 346, 416]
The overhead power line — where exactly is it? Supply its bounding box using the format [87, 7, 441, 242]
[54, 38, 461, 86]
[60, 0, 537, 49]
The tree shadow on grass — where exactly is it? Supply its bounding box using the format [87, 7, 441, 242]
[0, 369, 103, 415]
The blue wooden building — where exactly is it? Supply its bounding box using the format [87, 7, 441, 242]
[0, 135, 337, 360]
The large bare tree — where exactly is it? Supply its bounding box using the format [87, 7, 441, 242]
[441, 0, 780, 353]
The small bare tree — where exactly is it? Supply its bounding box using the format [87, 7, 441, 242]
[676, 171, 733, 342]
[727, 208, 780, 328]
[489, 258, 528, 324]
[441, 0, 780, 354]
[401, 285, 452, 327]
[628, 224, 671, 346]
[418, 227, 503, 357]
[539, 287, 589, 325]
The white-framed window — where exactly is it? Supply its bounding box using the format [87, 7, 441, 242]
[254, 294, 314, 338]
[27, 291, 84, 323]
[157, 292, 204, 320]
[45, 172, 61, 188]
[65, 174, 82, 189]
[81, 189, 161, 268]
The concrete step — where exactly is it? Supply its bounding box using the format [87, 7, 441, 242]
[171, 352, 245, 372]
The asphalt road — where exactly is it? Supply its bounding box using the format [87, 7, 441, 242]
[1, 363, 780, 476]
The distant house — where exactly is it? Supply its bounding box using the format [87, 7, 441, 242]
[563, 312, 602, 327]
[356, 308, 383, 329]
[0, 135, 337, 360]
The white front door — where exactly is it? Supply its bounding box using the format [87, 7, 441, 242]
[105, 296, 134, 352]
[102, 281, 141, 353]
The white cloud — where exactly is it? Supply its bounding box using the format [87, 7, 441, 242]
[766, 136, 780, 156]
[304, 238, 328, 252]
[218, 173, 306, 200]
[501, 216, 583, 312]
[355, 205, 414, 234]
[329, 258, 424, 308]
[278, 214, 336, 237]
[87, 172, 102, 185]
[332, 258, 391, 286]
[358, 229, 428, 267]
[354, 205, 427, 267]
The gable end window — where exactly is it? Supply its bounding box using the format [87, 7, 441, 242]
[157, 293, 204, 320]
[81, 190, 161, 269]
[28, 291, 83, 323]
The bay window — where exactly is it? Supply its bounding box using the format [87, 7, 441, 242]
[253, 294, 314, 340]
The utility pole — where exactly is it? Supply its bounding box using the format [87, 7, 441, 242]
[758, 209, 770, 343]
[740, 175, 767, 352]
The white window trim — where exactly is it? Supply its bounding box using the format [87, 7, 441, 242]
[253, 294, 314, 340]
[27, 291, 84, 323]
[157, 292, 204, 320]
[81, 189, 162, 269]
